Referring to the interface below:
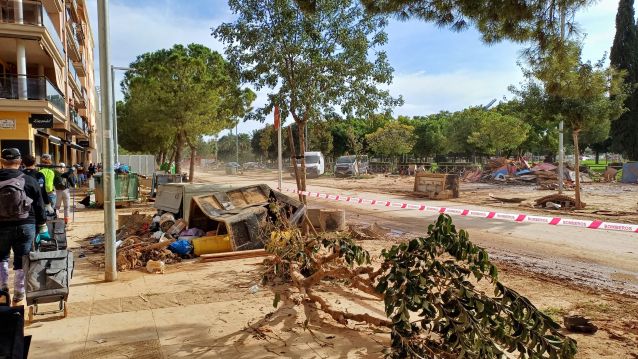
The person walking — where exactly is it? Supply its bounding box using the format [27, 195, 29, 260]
[39, 154, 57, 208]
[22, 154, 54, 216]
[54, 163, 76, 225]
[0, 148, 49, 305]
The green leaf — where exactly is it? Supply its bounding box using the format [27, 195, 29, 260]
[273, 292, 281, 308]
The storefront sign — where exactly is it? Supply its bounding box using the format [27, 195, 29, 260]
[78, 140, 90, 147]
[29, 114, 54, 128]
[0, 119, 16, 129]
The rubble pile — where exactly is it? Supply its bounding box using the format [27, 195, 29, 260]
[84, 184, 306, 272]
[462, 157, 593, 188]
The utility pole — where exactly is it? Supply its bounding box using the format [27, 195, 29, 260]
[558, 4, 566, 194]
[98, 0, 117, 282]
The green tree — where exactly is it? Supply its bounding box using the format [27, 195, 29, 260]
[526, 42, 628, 208]
[299, 0, 594, 46]
[366, 122, 416, 160]
[307, 121, 334, 156]
[503, 82, 559, 158]
[251, 125, 277, 162]
[467, 111, 530, 155]
[443, 108, 483, 155]
[214, 0, 402, 199]
[411, 113, 449, 159]
[121, 44, 254, 182]
[217, 133, 254, 163]
[610, 0, 638, 160]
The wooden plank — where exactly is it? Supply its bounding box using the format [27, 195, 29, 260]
[199, 249, 268, 261]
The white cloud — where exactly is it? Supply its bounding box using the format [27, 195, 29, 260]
[389, 67, 524, 116]
[88, 1, 228, 100]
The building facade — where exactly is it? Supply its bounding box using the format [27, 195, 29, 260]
[0, 0, 97, 165]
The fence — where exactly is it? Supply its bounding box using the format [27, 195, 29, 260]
[118, 155, 156, 176]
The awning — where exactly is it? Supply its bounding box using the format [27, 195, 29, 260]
[35, 130, 49, 138]
[48, 136, 62, 145]
[71, 143, 84, 151]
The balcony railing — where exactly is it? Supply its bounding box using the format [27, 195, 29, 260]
[70, 108, 87, 134]
[0, 0, 42, 25]
[68, 58, 80, 88]
[0, 74, 65, 113]
[1, 0, 66, 58]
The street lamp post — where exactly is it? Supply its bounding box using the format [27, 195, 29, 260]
[110, 65, 135, 163]
[97, 0, 117, 282]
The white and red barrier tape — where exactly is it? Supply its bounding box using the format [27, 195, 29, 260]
[283, 188, 638, 234]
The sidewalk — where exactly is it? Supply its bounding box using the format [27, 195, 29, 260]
[24, 207, 387, 359]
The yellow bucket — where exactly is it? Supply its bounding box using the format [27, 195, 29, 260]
[192, 235, 232, 256]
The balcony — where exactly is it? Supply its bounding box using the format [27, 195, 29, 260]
[68, 58, 81, 96]
[70, 108, 88, 136]
[0, 74, 65, 114]
[66, 20, 81, 62]
[0, 0, 66, 65]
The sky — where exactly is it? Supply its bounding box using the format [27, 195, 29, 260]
[87, 0, 621, 135]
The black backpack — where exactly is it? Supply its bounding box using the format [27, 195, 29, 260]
[0, 174, 33, 222]
[53, 171, 67, 191]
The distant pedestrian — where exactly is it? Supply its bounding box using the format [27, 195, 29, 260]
[39, 154, 57, 208]
[54, 163, 76, 224]
[22, 154, 53, 215]
[88, 162, 96, 178]
[0, 148, 49, 305]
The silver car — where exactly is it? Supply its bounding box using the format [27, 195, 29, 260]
[334, 155, 369, 177]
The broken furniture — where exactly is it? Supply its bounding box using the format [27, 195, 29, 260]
[413, 173, 460, 200]
[154, 183, 234, 220]
[189, 184, 305, 252]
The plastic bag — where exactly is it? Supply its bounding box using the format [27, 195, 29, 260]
[168, 239, 193, 255]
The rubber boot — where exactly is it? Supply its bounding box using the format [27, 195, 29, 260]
[64, 217, 69, 225]
[0, 261, 8, 292]
[12, 269, 25, 305]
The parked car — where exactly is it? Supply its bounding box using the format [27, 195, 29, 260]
[334, 155, 369, 177]
[290, 151, 325, 178]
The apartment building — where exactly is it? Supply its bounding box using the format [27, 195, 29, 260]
[0, 0, 97, 165]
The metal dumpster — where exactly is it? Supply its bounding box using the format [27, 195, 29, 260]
[94, 173, 140, 207]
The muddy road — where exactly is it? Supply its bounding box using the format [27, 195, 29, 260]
[197, 169, 638, 296]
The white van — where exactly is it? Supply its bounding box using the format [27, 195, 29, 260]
[290, 151, 325, 178]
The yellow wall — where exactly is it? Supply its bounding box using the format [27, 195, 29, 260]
[0, 111, 32, 140]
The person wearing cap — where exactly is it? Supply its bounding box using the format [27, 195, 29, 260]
[39, 154, 57, 208]
[54, 163, 76, 224]
[0, 148, 49, 305]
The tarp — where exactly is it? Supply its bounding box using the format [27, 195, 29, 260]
[621, 162, 638, 183]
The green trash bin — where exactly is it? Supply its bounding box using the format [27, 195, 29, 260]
[94, 173, 140, 207]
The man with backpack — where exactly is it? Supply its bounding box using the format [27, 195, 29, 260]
[0, 148, 49, 305]
[22, 154, 53, 216]
[54, 163, 76, 225]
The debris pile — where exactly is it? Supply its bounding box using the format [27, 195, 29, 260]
[462, 157, 596, 188]
[84, 184, 306, 272]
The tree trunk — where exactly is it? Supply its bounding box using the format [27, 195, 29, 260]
[158, 150, 165, 166]
[189, 146, 196, 183]
[297, 120, 307, 204]
[595, 150, 599, 164]
[174, 131, 185, 174]
[572, 130, 583, 209]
